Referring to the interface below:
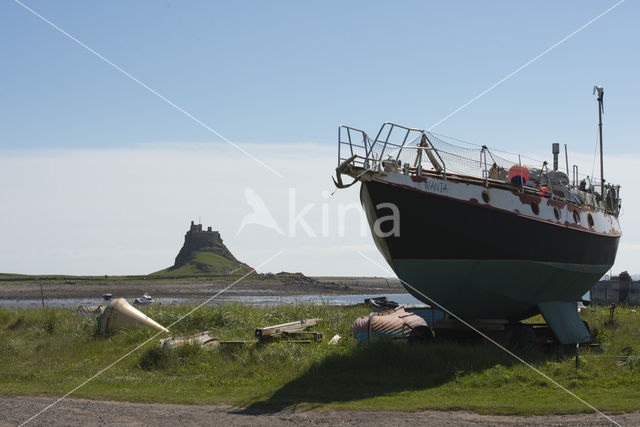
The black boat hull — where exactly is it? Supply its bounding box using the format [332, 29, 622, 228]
[361, 179, 620, 321]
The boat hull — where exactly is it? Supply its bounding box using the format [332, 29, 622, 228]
[361, 179, 620, 321]
[393, 259, 605, 321]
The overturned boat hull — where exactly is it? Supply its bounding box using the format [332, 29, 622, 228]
[352, 306, 428, 342]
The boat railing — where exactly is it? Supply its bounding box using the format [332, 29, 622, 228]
[338, 122, 447, 178]
[337, 123, 621, 215]
[337, 125, 372, 169]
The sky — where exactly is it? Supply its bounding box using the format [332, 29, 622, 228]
[0, 1, 638, 276]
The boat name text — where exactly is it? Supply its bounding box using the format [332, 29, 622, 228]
[424, 179, 448, 194]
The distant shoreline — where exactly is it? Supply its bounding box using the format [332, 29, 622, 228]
[0, 276, 404, 301]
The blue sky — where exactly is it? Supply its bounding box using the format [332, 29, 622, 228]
[1, 1, 638, 276]
[2, 1, 638, 151]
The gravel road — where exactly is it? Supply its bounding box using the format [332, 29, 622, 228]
[1, 396, 635, 426]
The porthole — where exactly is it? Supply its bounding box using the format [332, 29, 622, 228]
[573, 210, 580, 224]
[553, 206, 561, 220]
[588, 213, 594, 228]
[531, 202, 539, 215]
[482, 190, 490, 203]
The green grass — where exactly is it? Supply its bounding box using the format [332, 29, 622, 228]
[150, 251, 249, 277]
[0, 273, 28, 279]
[0, 258, 300, 282]
[0, 304, 639, 414]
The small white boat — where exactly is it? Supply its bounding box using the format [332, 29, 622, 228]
[133, 293, 155, 305]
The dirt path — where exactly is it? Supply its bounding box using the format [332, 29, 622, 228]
[0, 396, 634, 426]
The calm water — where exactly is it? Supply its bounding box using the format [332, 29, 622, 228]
[0, 293, 424, 309]
[0, 292, 590, 309]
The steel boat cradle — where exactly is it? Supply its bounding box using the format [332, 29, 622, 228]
[334, 87, 621, 345]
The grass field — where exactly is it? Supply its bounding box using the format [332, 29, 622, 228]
[0, 303, 639, 415]
[150, 252, 248, 277]
[0, 270, 309, 284]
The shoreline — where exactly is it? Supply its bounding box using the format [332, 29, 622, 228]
[0, 276, 404, 301]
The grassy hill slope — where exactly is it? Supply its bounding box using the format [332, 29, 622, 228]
[150, 251, 251, 277]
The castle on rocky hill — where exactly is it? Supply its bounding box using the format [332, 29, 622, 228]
[173, 220, 247, 269]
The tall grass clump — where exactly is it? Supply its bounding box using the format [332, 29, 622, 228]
[0, 307, 11, 326]
[42, 309, 57, 334]
[138, 345, 176, 371]
[7, 315, 26, 331]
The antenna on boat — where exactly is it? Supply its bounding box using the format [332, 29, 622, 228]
[564, 144, 569, 176]
[593, 85, 605, 198]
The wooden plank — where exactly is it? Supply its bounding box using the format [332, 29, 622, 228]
[255, 318, 321, 339]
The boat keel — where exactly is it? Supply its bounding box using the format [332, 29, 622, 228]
[538, 301, 590, 344]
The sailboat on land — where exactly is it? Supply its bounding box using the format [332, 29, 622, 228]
[334, 87, 621, 344]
